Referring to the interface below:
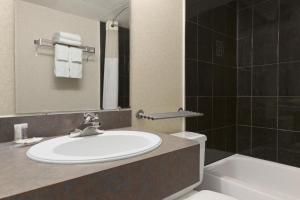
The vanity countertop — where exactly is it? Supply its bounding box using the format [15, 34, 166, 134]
[0, 128, 199, 199]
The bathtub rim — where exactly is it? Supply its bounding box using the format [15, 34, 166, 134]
[205, 154, 300, 172]
[203, 154, 300, 200]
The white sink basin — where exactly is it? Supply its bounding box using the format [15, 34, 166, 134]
[27, 131, 162, 164]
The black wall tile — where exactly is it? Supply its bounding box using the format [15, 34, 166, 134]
[205, 148, 234, 165]
[279, 0, 300, 62]
[214, 5, 230, 35]
[213, 65, 237, 96]
[252, 26, 278, 65]
[252, 97, 277, 128]
[252, 127, 277, 161]
[198, 62, 213, 96]
[227, 6, 237, 37]
[198, 26, 213, 62]
[252, 0, 278, 65]
[237, 126, 252, 155]
[214, 5, 236, 36]
[186, 0, 300, 168]
[227, 1, 237, 9]
[186, 0, 237, 165]
[238, 36, 252, 67]
[278, 130, 300, 167]
[237, 97, 251, 125]
[238, 7, 252, 39]
[213, 97, 236, 128]
[279, 62, 300, 96]
[186, 59, 198, 96]
[226, 126, 237, 153]
[278, 97, 300, 131]
[186, 0, 199, 23]
[252, 65, 277, 96]
[198, 9, 214, 29]
[253, 0, 267, 4]
[253, 0, 279, 28]
[198, 97, 212, 131]
[186, 97, 199, 132]
[235, 0, 300, 168]
[239, 0, 253, 10]
[238, 67, 251, 96]
[213, 33, 236, 66]
[186, 21, 198, 60]
[211, 126, 236, 152]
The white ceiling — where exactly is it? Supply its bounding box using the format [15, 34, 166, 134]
[22, 0, 130, 28]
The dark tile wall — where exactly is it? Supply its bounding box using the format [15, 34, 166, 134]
[187, 0, 300, 168]
[186, 0, 237, 165]
[237, 0, 300, 168]
[100, 22, 130, 109]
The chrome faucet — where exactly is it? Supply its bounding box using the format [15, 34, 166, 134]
[69, 112, 103, 138]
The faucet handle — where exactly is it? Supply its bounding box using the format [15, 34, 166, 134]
[83, 112, 99, 124]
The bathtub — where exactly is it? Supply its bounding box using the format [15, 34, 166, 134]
[201, 154, 300, 200]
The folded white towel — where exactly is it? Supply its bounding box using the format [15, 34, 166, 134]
[55, 60, 69, 78]
[69, 47, 82, 63]
[69, 47, 83, 79]
[54, 32, 82, 42]
[55, 44, 69, 61]
[69, 63, 82, 79]
[53, 37, 82, 47]
[54, 44, 69, 78]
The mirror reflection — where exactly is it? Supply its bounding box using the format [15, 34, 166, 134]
[15, 0, 130, 114]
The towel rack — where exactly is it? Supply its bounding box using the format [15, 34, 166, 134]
[34, 38, 96, 54]
[136, 108, 204, 120]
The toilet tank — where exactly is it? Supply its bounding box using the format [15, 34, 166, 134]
[171, 132, 207, 183]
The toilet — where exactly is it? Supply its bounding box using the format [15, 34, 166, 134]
[171, 132, 238, 200]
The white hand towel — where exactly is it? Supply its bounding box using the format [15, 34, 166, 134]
[55, 44, 69, 61]
[69, 63, 82, 79]
[69, 47, 83, 79]
[55, 60, 69, 78]
[53, 37, 82, 47]
[54, 44, 69, 77]
[69, 47, 82, 63]
[54, 32, 82, 42]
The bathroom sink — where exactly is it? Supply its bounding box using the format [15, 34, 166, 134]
[27, 131, 162, 164]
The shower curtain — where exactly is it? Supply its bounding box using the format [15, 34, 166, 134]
[102, 21, 119, 110]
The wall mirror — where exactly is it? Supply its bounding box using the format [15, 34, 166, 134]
[15, 0, 130, 114]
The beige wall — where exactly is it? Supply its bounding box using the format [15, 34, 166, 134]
[130, 0, 185, 133]
[15, 1, 100, 114]
[0, 0, 15, 115]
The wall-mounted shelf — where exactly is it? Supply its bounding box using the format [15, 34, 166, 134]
[34, 38, 95, 54]
[136, 108, 204, 120]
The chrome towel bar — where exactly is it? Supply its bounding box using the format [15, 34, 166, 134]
[34, 38, 96, 54]
[136, 108, 204, 120]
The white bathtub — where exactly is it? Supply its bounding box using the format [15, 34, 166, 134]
[201, 154, 300, 200]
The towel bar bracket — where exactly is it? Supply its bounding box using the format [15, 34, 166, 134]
[136, 110, 145, 119]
